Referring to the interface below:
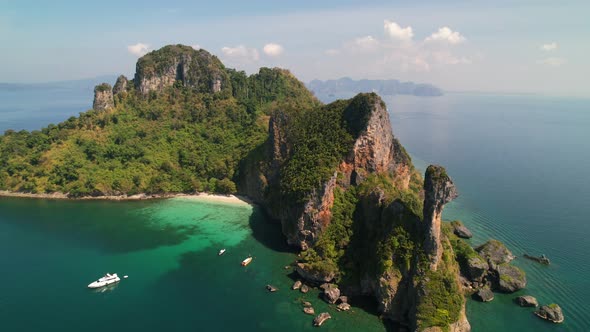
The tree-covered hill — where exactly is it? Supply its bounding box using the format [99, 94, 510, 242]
[0, 45, 318, 197]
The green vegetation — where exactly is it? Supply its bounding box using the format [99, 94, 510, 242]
[416, 269, 463, 331]
[95, 83, 111, 93]
[301, 186, 358, 279]
[0, 49, 316, 197]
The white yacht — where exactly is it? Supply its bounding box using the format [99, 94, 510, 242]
[88, 273, 121, 289]
[218, 249, 226, 256]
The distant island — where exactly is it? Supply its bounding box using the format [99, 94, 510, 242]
[0, 44, 551, 331]
[307, 77, 443, 101]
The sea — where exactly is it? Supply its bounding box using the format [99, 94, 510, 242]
[0, 83, 589, 331]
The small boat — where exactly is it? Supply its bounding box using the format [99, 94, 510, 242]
[88, 273, 121, 289]
[218, 249, 226, 256]
[241, 256, 253, 266]
[266, 284, 278, 292]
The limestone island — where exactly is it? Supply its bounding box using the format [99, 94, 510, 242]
[0, 44, 536, 331]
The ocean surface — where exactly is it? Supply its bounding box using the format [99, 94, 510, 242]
[1, 86, 589, 331]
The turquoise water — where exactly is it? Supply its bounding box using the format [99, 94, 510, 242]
[1, 87, 589, 331]
[387, 93, 590, 331]
[0, 197, 385, 331]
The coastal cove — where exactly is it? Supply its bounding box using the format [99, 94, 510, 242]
[0, 196, 387, 331]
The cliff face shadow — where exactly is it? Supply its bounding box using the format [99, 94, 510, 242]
[248, 206, 296, 253]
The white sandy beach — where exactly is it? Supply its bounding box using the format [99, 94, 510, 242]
[0, 190, 253, 205]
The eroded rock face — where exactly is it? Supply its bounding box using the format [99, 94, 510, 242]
[93, 83, 114, 111]
[313, 312, 332, 327]
[295, 263, 335, 284]
[134, 44, 227, 95]
[113, 75, 128, 95]
[535, 304, 564, 323]
[423, 165, 458, 271]
[341, 97, 411, 188]
[516, 295, 538, 307]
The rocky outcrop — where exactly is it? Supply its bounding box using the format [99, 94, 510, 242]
[303, 307, 315, 315]
[113, 75, 128, 95]
[313, 313, 332, 327]
[134, 44, 228, 95]
[516, 295, 538, 307]
[321, 284, 340, 304]
[476, 240, 515, 265]
[423, 165, 458, 271]
[475, 288, 494, 302]
[93, 83, 114, 111]
[292, 280, 302, 290]
[336, 303, 351, 311]
[241, 93, 412, 249]
[295, 263, 335, 284]
[494, 264, 526, 292]
[465, 256, 488, 283]
[535, 304, 564, 323]
[451, 220, 473, 239]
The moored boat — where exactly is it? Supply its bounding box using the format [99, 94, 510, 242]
[241, 256, 253, 266]
[88, 273, 121, 289]
[218, 249, 226, 256]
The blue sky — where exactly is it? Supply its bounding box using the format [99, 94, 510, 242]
[1, 0, 589, 96]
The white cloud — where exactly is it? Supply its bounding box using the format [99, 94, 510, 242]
[263, 43, 284, 57]
[221, 45, 259, 61]
[537, 57, 566, 67]
[127, 43, 150, 57]
[352, 35, 380, 51]
[425, 27, 465, 44]
[541, 42, 557, 51]
[191, 44, 201, 50]
[384, 20, 413, 41]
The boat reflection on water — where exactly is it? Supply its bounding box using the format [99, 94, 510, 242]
[90, 283, 118, 294]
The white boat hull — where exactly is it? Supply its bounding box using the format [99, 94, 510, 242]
[88, 274, 121, 289]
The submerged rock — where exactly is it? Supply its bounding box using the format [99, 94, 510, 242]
[337, 303, 351, 311]
[313, 312, 332, 327]
[301, 284, 310, 293]
[524, 254, 550, 265]
[535, 304, 564, 323]
[475, 288, 494, 302]
[451, 220, 473, 239]
[516, 295, 538, 307]
[303, 307, 315, 315]
[303, 301, 312, 307]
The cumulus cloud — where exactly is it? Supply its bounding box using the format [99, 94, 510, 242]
[221, 45, 259, 61]
[384, 20, 413, 41]
[127, 43, 150, 56]
[425, 27, 466, 44]
[191, 44, 201, 50]
[541, 42, 557, 51]
[352, 36, 380, 51]
[537, 57, 566, 67]
[263, 43, 284, 57]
